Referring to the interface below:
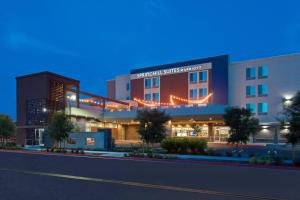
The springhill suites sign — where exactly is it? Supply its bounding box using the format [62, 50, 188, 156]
[131, 62, 212, 79]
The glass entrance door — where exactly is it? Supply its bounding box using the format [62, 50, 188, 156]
[34, 128, 44, 146]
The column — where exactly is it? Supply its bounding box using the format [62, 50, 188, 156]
[208, 123, 214, 142]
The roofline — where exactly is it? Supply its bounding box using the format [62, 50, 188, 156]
[232, 52, 300, 64]
[15, 71, 80, 83]
[130, 54, 229, 74]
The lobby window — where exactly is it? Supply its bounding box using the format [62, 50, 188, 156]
[189, 89, 197, 99]
[145, 78, 152, 89]
[199, 71, 208, 82]
[152, 93, 159, 102]
[258, 102, 268, 114]
[258, 84, 268, 96]
[189, 72, 197, 83]
[246, 103, 256, 114]
[86, 137, 95, 145]
[152, 77, 160, 88]
[246, 67, 256, 80]
[199, 88, 207, 97]
[126, 83, 130, 91]
[145, 93, 151, 101]
[258, 65, 268, 79]
[246, 85, 256, 97]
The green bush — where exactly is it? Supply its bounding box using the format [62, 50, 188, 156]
[161, 137, 207, 155]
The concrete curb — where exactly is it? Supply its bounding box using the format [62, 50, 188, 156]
[1, 149, 300, 171]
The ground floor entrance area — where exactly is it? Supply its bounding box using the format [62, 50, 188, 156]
[171, 121, 230, 142]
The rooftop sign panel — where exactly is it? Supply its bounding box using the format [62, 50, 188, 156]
[131, 62, 212, 79]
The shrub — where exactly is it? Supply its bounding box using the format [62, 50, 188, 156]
[161, 138, 207, 154]
[206, 148, 216, 156]
[249, 156, 256, 164]
[225, 151, 233, 157]
[293, 160, 300, 167]
[256, 156, 266, 165]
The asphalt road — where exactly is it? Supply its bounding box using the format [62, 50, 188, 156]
[0, 151, 299, 200]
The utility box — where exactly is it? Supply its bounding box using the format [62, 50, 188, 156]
[66, 129, 112, 150]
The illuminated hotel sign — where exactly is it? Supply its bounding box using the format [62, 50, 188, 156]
[131, 62, 212, 79]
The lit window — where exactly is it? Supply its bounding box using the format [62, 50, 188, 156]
[145, 93, 151, 101]
[126, 83, 130, 91]
[258, 84, 268, 96]
[145, 78, 152, 89]
[189, 89, 197, 99]
[246, 103, 256, 113]
[246, 67, 256, 80]
[199, 71, 208, 82]
[152, 93, 159, 102]
[86, 137, 95, 145]
[258, 65, 268, 78]
[199, 88, 207, 97]
[152, 77, 160, 88]
[246, 85, 256, 97]
[258, 102, 268, 114]
[189, 72, 197, 83]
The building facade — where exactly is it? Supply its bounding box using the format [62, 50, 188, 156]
[107, 53, 300, 143]
[16, 53, 300, 146]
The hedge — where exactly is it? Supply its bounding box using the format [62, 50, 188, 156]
[161, 137, 207, 154]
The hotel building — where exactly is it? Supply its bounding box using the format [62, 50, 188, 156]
[16, 53, 300, 146]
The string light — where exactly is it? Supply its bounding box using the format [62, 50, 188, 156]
[133, 93, 213, 107]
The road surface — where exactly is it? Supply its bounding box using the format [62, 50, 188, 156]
[0, 151, 299, 200]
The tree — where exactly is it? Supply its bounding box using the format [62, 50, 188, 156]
[223, 107, 260, 147]
[281, 91, 300, 161]
[136, 109, 171, 147]
[0, 114, 16, 147]
[191, 124, 202, 136]
[47, 111, 74, 149]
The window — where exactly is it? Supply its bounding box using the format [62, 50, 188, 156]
[189, 89, 197, 99]
[145, 78, 152, 89]
[258, 65, 268, 78]
[246, 67, 256, 80]
[86, 137, 95, 145]
[258, 102, 268, 114]
[199, 88, 207, 97]
[145, 93, 151, 101]
[199, 71, 208, 82]
[152, 93, 159, 102]
[126, 83, 130, 91]
[152, 77, 160, 88]
[189, 72, 197, 83]
[126, 96, 130, 100]
[246, 85, 256, 97]
[258, 84, 268, 96]
[246, 103, 256, 113]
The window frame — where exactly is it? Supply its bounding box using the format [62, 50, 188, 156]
[199, 70, 208, 82]
[152, 77, 160, 88]
[246, 103, 256, 114]
[258, 84, 268, 97]
[246, 85, 256, 97]
[258, 102, 268, 115]
[189, 89, 198, 99]
[152, 93, 160, 102]
[144, 78, 152, 89]
[246, 67, 256, 80]
[189, 72, 198, 84]
[258, 65, 268, 79]
[199, 88, 208, 98]
[144, 93, 152, 101]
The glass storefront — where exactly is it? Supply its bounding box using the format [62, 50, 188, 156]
[172, 124, 230, 142]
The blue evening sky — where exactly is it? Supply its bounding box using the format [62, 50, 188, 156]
[1, 0, 300, 119]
